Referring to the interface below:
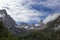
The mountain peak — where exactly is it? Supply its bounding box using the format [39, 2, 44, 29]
[0, 9, 7, 15]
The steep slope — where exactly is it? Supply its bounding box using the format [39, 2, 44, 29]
[0, 9, 18, 34]
[0, 21, 8, 40]
[0, 9, 16, 28]
[0, 10, 60, 40]
[0, 21, 20, 40]
[0, 9, 30, 35]
[45, 15, 60, 31]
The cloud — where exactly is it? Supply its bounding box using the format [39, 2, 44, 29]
[43, 13, 60, 24]
[0, 0, 60, 24]
[40, 0, 60, 8]
[28, 0, 60, 8]
[26, 0, 60, 12]
[27, 0, 60, 24]
[0, 0, 43, 23]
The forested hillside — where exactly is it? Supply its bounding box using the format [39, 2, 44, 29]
[0, 15, 60, 40]
[45, 16, 60, 31]
[0, 21, 19, 40]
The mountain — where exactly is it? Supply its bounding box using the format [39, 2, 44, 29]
[0, 9, 18, 34]
[18, 22, 29, 28]
[0, 9, 30, 35]
[0, 21, 21, 40]
[0, 9, 60, 40]
[0, 9, 16, 28]
[0, 9, 18, 35]
[0, 21, 8, 40]
[45, 15, 60, 31]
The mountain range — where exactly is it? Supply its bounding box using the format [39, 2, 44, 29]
[0, 9, 60, 35]
[0, 9, 30, 35]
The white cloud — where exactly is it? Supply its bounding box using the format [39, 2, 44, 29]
[0, 0, 60, 23]
[0, 0, 42, 22]
[27, 0, 60, 8]
[40, 0, 60, 8]
[43, 13, 60, 24]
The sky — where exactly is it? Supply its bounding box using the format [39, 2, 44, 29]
[0, 0, 60, 24]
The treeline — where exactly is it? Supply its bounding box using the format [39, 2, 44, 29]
[0, 22, 18, 40]
[0, 16, 60, 40]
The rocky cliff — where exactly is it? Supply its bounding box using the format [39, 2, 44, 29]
[0, 9, 16, 28]
[0, 9, 29, 35]
[0, 9, 21, 35]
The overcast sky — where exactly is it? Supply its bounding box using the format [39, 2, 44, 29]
[0, 0, 60, 24]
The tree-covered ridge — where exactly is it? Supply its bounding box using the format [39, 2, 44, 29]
[0, 15, 60, 40]
[45, 16, 60, 31]
[0, 21, 8, 40]
[0, 21, 19, 40]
